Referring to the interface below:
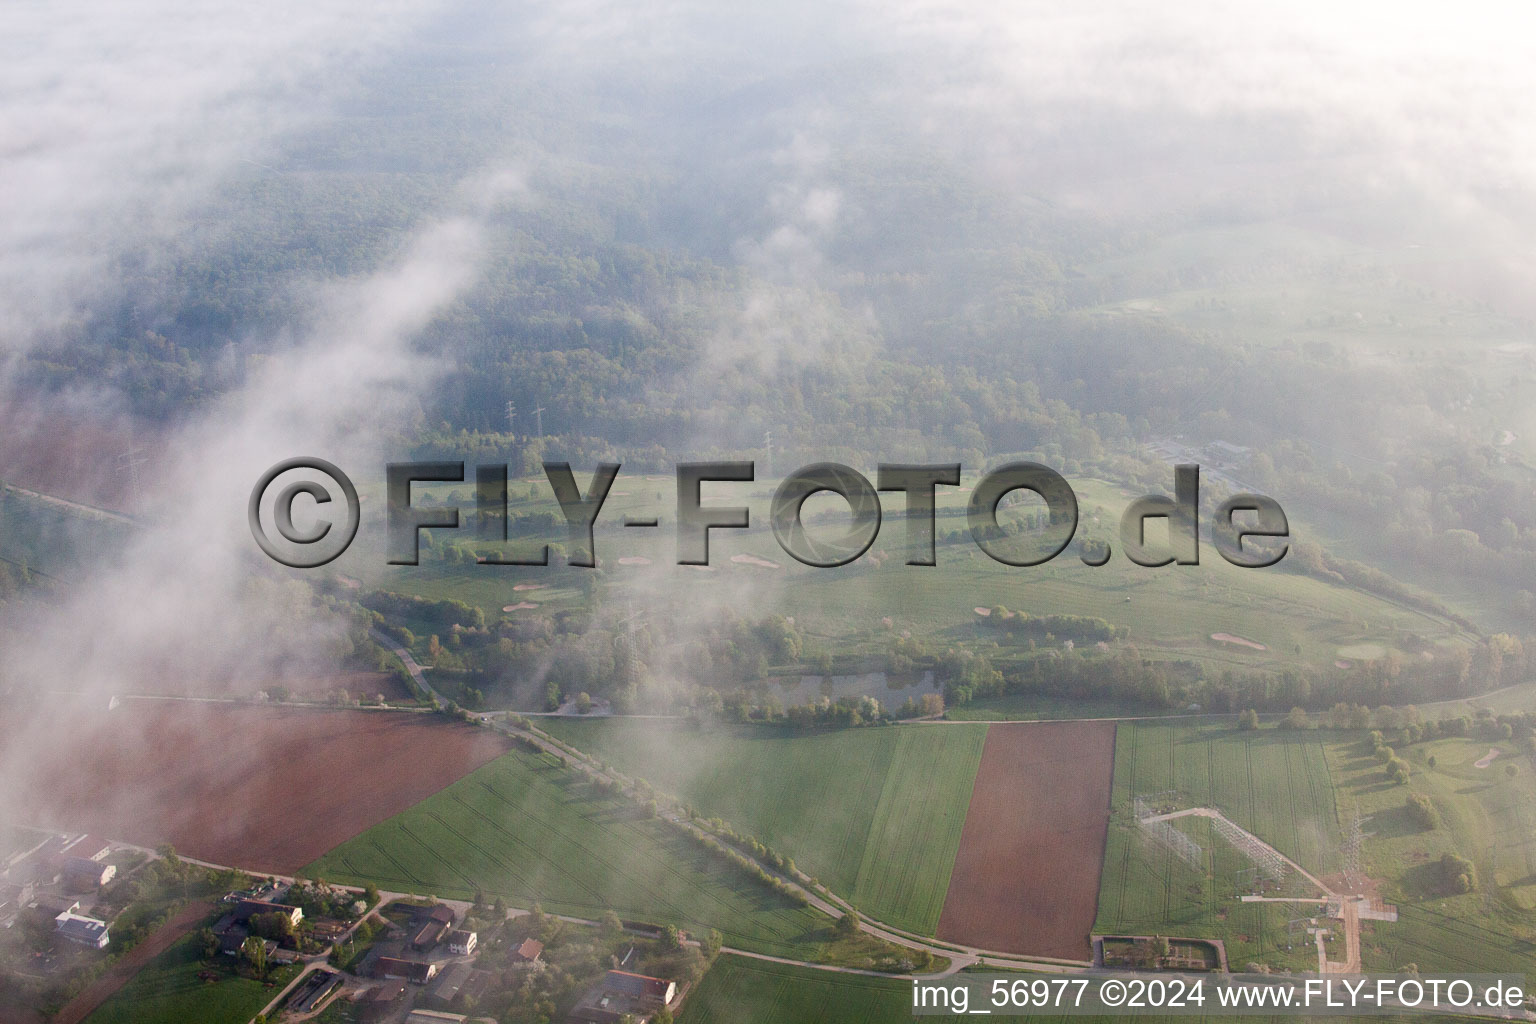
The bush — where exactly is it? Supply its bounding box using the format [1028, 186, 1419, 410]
[1237, 709, 1259, 731]
[1440, 852, 1476, 894]
[1405, 792, 1440, 830]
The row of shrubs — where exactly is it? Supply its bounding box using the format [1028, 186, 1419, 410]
[1367, 731, 1412, 784]
[677, 826, 809, 907]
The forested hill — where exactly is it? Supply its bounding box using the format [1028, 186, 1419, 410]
[12, 14, 1536, 623]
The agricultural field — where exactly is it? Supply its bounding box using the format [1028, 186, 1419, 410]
[944, 693, 1184, 722]
[1322, 732, 1536, 974]
[79, 928, 298, 1024]
[936, 721, 1116, 959]
[0, 703, 509, 873]
[303, 745, 831, 958]
[677, 955, 1257, 1024]
[539, 719, 986, 934]
[678, 955, 947, 1024]
[1093, 721, 1341, 971]
[356, 475, 1471, 675]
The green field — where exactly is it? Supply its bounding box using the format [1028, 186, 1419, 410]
[352, 475, 1472, 676]
[943, 693, 1186, 722]
[679, 955, 946, 1024]
[82, 930, 298, 1024]
[678, 954, 1258, 1024]
[540, 719, 986, 934]
[1419, 681, 1536, 720]
[1093, 721, 1341, 970]
[303, 746, 830, 958]
[1322, 733, 1536, 973]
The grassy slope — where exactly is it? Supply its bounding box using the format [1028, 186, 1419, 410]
[81, 931, 297, 1024]
[302, 746, 829, 958]
[361, 476, 1471, 676]
[1322, 733, 1536, 973]
[1092, 721, 1340, 971]
[540, 719, 987, 934]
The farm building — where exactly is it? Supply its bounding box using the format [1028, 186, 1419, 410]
[426, 961, 489, 1006]
[218, 930, 276, 961]
[29, 894, 79, 921]
[54, 910, 109, 949]
[405, 1010, 488, 1024]
[377, 956, 439, 984]
[411, 904, 456, 950]
[289, 970, 345, 1014]
[357, 983, 408, 1022]
[448, 928, 477, 955]
[511, 937, 543, 964]
[56, 835, 110, 863]
[570, 970, 678, 1023]
[62, 856, 115, 890]
[0, 880, 36, 927]
[233, 898, 302, 927]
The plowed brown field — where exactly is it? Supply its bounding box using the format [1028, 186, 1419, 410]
[0, 702, 508, 873]
[935, 720, 1115, 959]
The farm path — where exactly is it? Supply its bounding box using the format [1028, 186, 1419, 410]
[1139, 807, 1330, 893]
[50, 898, 216, 1024]
[1141, 806, 1374, 974]
[372, 628, 450, 707]
[509, 717, 1101, 974]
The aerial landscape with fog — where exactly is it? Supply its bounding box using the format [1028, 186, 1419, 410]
[3, 1, 1536, 1021]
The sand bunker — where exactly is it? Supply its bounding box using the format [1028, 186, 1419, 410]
[512, 583, 546, 592]
[730, 553, 781, 569]
[1335, 660, 1351, 669]
[501, 602, 538, 612]
[683, 564, 716, 572]
[1211, 632, 1267, 651]
[617, 556, 651, 566]
[1475, 748, 1501, 769]
[974, 607, 991, 616]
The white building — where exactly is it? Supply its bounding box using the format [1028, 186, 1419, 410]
[55, 911, 110, 949]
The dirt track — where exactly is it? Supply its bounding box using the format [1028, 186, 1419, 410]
[936, 721, 1116, 959]
[50, 899, 216, 1024]
[0, 704, 509, 873]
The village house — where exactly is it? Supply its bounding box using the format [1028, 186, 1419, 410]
[569, 970, 679, 1023]
[376, 956, 439, 985]
[54, 910, 110, 949]
[448, 928, 477, 955]
[411, 905, 456, 950]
